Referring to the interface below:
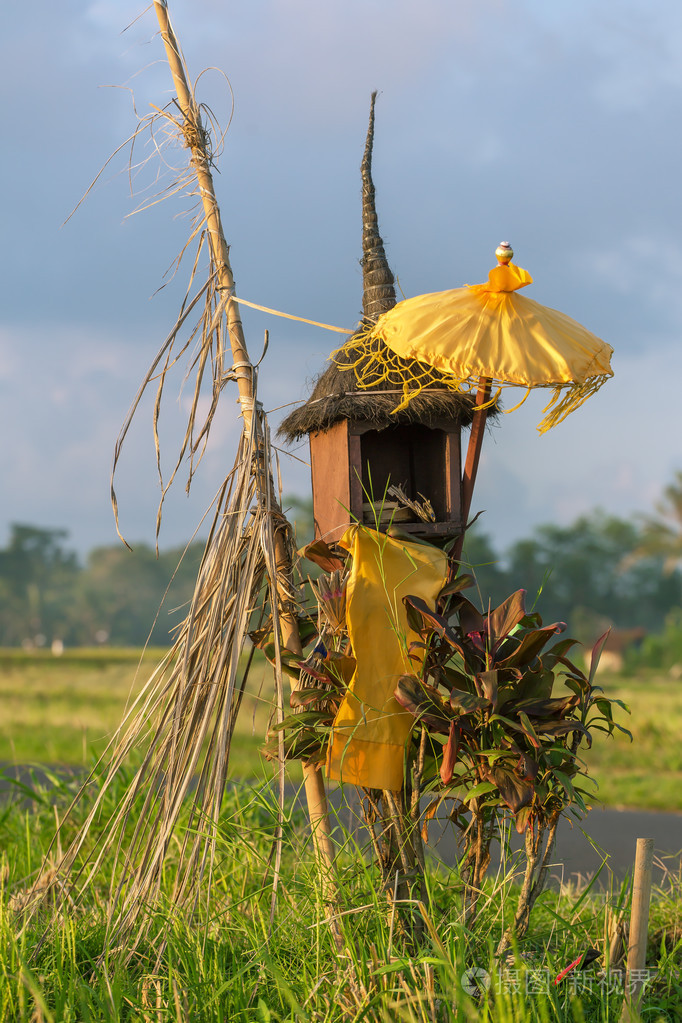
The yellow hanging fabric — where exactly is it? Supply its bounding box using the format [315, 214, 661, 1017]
[327, 526, 447, 791]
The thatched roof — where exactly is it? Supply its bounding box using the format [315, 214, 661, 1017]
[279, 339, 481, 441]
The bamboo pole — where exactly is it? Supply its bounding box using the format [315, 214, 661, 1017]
[152, 0, 337, 903]
[153, 1, 252, 423]
[619, 837, 654, 1022]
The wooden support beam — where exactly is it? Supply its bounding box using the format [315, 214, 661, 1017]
[619, 837, 654, 1022]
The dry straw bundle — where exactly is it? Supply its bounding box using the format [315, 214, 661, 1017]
[46, 413, 277, 952]
[28, 0, 337, 958]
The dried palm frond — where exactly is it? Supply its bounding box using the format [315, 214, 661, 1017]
[63, 11, 245, 548]
[30, 405, 288, 958]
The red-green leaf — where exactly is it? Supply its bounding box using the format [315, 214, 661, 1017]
[290, 688, 336, 709]
[403, 594, 459, 644]
[589, 629, 611, 685]
[295, 661, 332, 684]
[489, 712, 541, 748]
[449, 688, 490, 715]
[515, 751, 539, 781]
[438, 574, 475, 599]
[541, 637, 581, 671]
[518, 711, 541, 748]
[484, 763, 535, 813]
[553, 769, 576, 801]
[497, 623, 567, 669]
[441, 666, 476, 692]
[394, 675, 453, 733]
[487, 590, 527, 652]
[478, 670, 499, 709]
[515, 805, 533, 834]
[270, 710, 334, 731]
[464, 780, 497, 803]
[498, 668, 554, 707]
[535, 719, 592, 746]
[458, 598, 486, 639]
[515, 695, 580, 719]
[440, 721, 460, 785]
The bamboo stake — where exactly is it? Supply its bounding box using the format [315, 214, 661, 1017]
[619, 837, 654, 1022]
[152, 0, 337, 907]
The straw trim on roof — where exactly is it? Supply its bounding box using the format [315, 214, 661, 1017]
[278, 336, 487, 441]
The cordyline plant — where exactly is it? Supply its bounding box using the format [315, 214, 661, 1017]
[396, 579, 631, 951]
[253, 534, 631, 953]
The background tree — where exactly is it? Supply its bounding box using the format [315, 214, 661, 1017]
[2, 495, 682, 650]
[460, 528, 511, 610]
[0, 527, 204, 647]
[627, 470, 682, 575]
[77, 542, 204, 646]
[0, 525, 80, 645]
[505, 511, 682, 640]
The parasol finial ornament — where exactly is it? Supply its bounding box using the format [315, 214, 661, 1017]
[495, 241, 514, 264]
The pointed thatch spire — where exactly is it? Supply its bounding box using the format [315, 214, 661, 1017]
[361, 92, 397, 324]
[278, 95, 486, 443]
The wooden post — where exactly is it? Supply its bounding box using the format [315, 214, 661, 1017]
[451, 378, 491, 566]
[152, 0, 337, 906]
[619, 837, 654, 1022]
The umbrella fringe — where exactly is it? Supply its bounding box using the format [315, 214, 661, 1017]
[538, 373, 612, 434]
[330, 326, 475, 410]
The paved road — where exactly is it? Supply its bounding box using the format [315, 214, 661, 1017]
[298, 787, 682, 888]
[3, 764, 681, 886]
[427, 803, 682, 888]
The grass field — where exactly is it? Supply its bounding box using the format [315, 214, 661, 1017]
[578, 668, 682, 813]
[0, 650, 678, 811]
[0, 648, 279, 781]
[1, 771, 680, 1022]
[0, 651, 680, 1020]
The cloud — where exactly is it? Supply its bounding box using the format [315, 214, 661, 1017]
[5, 0, 682, 558]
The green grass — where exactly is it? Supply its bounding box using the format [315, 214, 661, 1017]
[577, 668, 682, 812]
[1, 653, 679, 812]
[0, 776, 679, 1022]
[0, 648, 277, 778]
[0, 653, 680, 1020]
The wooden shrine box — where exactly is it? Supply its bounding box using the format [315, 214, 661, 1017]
[278, 336, 484, 548]
[309, 417, 463, 544]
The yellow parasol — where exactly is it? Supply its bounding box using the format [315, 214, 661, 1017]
[334, 242, 613, 541]
[338, 242, 613, 434]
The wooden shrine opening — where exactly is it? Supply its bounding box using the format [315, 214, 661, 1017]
[309, 417, 463, 544]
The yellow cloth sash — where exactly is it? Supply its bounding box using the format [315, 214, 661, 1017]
[327, 526, 447, 791]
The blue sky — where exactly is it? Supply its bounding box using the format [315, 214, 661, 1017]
[2, 1, 681, 555]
